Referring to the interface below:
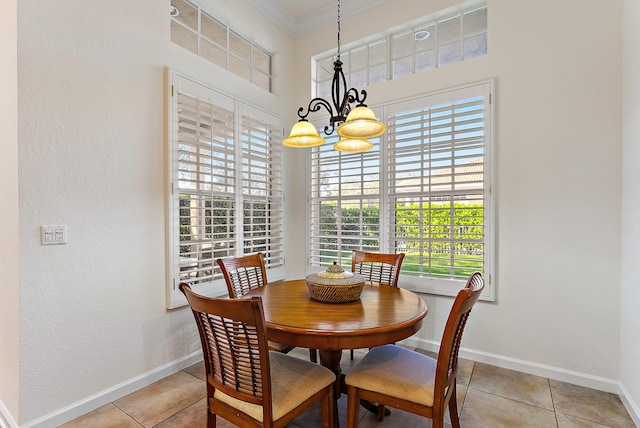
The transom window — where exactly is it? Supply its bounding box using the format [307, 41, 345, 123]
[315, 2, 487, 98]
[170, 0, 272, 92]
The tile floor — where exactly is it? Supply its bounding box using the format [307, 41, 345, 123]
[60, 347, 636, 428]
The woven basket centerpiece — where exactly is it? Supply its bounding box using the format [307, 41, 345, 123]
[306, 262, 365, 303]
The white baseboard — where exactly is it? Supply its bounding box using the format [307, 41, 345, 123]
[400, 337, 640, 424]
[18, 350, 202, 428]
[0, 398, 19, 428]
[619, 383, 640, 427]
[401, 337, 619, 392]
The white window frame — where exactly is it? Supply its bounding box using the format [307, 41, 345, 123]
[308, 80, 494, 300]
[167, 70, 284, 309]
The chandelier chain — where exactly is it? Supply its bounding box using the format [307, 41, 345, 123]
[336, 0, 341, 59]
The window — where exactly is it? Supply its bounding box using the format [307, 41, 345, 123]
[315, 2, 487, 98]
[167, 71, 284, 308]
[309, 81, 494, 299]
[170, 0, 272, 92]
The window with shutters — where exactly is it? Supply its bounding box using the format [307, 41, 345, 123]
[167, 71, 284, 308]
[309, 81, 494, 299]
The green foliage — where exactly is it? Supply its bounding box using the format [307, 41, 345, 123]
[317, 201, 484, 277]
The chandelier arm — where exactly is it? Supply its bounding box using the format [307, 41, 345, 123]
[297, 98, 334, 121]
[296, 98, 338, 135]
[339, 88, 368, 116]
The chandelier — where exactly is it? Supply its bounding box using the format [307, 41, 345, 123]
[283, 0, 386, 153]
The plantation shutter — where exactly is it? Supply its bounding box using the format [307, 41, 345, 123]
[167, 72, 285, 308]
[387, 84, 488, 282]
[173, 78, 236, 295]
[241, 107, 284, 268]
[309, 133, 381, 267]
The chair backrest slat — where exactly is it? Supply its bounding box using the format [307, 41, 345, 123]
[217, 253, 268, 298]
[351, 250, 405, 287]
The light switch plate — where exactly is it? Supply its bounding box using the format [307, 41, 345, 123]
[41, 225, 68, 245]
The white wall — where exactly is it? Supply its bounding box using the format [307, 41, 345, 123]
[620, 0, 640, 423]
[0, 0, 20, 425]
[291, 0, 625, 388]
[12, 0, 293, 425]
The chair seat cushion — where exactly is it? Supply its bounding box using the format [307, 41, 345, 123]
[214, 351, 335, 422]
[345, 344, 437, 407]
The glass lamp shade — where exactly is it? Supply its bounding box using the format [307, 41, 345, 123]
[283, 121, 326, 148]
[336, 106, 387, 139]
[333, 137, 374, 153]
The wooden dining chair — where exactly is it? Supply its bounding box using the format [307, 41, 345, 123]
[351, 250, 405, 288]
[180, 283, 335, 428]
[217, 253, 318, 362]
[344, 272, 484, 427]
[349, 250, 405, 359]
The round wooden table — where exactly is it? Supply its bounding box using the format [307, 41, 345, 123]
[242, 279, 428, 421]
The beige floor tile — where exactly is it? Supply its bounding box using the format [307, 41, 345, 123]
[460, 387, 558, 428]
[182, 360, 206, 382]
[113, 371, 205, 427]
[550, 380, 636, 428]
[58, 403, 143, 428]
[469, 362, 554, 410]
[356, 406, 449, 428]
[287, 395, 350, 427]
[457, 358, 475, 387]
[154, 397, 208, 428]
[556, 412, 612, 428]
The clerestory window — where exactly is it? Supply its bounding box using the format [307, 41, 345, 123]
[315, 2, 487, 98]
[170, 0, 272, 92]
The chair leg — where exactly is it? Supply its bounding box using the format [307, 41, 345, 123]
[377, 404, 385, 421]
[320, 386, 334, 428]
[310, 348, 317, 363]
[350, 349, 354, 360]
[346, 386, 360, 428]
[448, 382, 461, 428]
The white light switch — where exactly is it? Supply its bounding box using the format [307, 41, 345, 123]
[41, 225, 68, 245]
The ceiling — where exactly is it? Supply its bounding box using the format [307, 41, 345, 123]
[247, 0, 388, 37]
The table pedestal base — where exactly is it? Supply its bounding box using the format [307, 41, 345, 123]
[318, 349, 390, 426]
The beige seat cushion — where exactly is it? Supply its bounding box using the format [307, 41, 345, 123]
[214, 351, 335, 422]
[345, 344, 437, 407]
